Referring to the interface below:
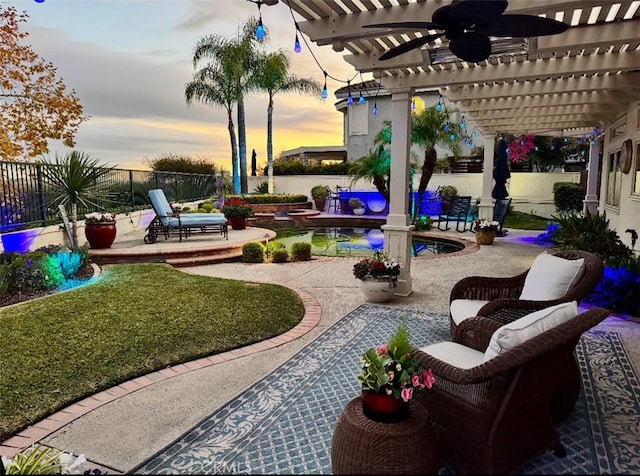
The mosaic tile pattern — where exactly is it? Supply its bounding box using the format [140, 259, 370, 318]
[136, 305, 639, 475]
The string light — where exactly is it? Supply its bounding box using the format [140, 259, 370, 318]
[347, 80, 353, 106]
[373, 101, 378, 115]
[293, 23, 302, 53]
[358, 92, 365, 105]
[321, 71, 328, 100]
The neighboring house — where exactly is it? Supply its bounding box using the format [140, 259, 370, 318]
[279, 145, 346, 165]
[333, 80, 485, 162]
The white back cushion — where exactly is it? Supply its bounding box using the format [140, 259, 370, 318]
[483, 301, 578, 362]
[519, 252, 585, 301]
[450, 299, 491, 326]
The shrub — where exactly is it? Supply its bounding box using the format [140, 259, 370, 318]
[412, 215, 433, 231]
[551, 210, 632, 265]
[348, 197, 364, 209]
[267, 241, 286, 257]
[291, 242, 312, 261]
[8, 252, 64, 292]
[271, 248, 289, 263]
[242, 242, 265, 263]
[436, 185, 458, 199]
[200, 202, 214, 213]
[0, 264, 9, 296]
[311, 185, 329, 199]
[253, 181, 269, 193]
[553, 182, 584, 212]
[227, 194, 308, 204]
[54, 248, 88, 279]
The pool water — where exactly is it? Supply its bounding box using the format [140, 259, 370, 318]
[273, 227, 464, 258]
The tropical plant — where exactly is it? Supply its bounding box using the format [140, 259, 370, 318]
[253, 180, 269, 194]
[0, 6, 85, 161]
[348, 144, 393, 204]
[254, 50, 320, 193]
[357, 321, 435, 402]
[435, 185, 458, 200]
[0, 445, 88, 475]
[310, 185, 329, 199]
[40, 151, 116, 247]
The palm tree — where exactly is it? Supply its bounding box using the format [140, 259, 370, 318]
[190, 21, 262, 194]
[254, 50, 320, 193]
[41, 150, 115, 247]
[410, 106, 462, 219]
[185, 59, 241, 193]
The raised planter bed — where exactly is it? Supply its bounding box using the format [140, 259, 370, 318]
[249, 202, 311, 214]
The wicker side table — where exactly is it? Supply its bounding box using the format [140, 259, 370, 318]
[331, 396, 440, 475]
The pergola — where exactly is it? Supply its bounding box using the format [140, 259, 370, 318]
[287, 0, 640, 296]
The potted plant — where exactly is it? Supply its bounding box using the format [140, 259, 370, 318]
[436, 185, 458, 214]
[310, 185, 329, 211]
[473, 219, 500, 245]
[357, 321, 435, 422]
[348, 197, 366, 216]
[221, 197, 254, 230]
[353, 250, 401, 302]
[84, 212, 117, 249]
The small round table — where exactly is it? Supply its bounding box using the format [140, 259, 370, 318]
[331, 396, 440, 475]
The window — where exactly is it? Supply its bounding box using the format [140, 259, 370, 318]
[605, 150, 622, 207]
[610, 122, 626, 141]
[348, 104, 368, 136]
[634, 142, 640, 196]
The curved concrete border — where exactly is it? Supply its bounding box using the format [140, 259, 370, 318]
[0, 286, 321, 457]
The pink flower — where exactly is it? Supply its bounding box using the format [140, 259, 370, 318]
[387, 371, 395, 382]
[386, 388, 393, 396]
[376, 344, 388, 355]
[401, 387, 413, 402]
[421, 369, 435, 389]
[411, 374, 420, 387]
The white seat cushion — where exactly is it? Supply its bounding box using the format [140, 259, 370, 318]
[450, 299, 490, 326]
[519, 251, 585, 301]
[483, 301, 578, 362]
[419, 341, 485, 369]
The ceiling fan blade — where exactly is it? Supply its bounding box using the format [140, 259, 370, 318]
[481, 15, 569, 37]
[450, 0, 508, 25]
[379, 33, 443, 61]
[449, 32, 492, 63]
[363, 22, 442, 30]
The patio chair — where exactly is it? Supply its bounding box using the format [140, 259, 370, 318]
[437, 195, 472, 232]
[327, 185, 351, 214]
[144, 189, 228, 244]
[414, 305, 610, 475]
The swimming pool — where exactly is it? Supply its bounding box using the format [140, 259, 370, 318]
[273, 227, 465, 258]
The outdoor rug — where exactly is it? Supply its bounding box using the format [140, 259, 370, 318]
[135, 304, 640, 475]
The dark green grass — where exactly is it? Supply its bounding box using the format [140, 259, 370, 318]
[504, 210, 552, 231]
[0, 263, 305, 441]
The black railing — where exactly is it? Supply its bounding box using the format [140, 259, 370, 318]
[0, 161, 217, 233]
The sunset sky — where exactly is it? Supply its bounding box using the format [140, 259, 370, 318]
[13, 0, 366, 171]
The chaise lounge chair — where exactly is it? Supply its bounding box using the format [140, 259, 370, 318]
[144, 189, 228, 244]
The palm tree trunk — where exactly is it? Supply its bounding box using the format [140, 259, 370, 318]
[227, 111, 240, 194]
[238, 99, 248, 194]
[373, 174, 390, 204]
[71, 202, 78, 248]
[415, 147, 438, 220]
[267, 97, 274, 194]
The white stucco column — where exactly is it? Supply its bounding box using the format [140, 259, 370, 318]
[583, 139, 602, 214]
[478, 138, 495, 220]
[382, 89, 414, 297]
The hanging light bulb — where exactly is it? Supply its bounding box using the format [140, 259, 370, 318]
[294, 34, 301, 53]
[373, 101, 378, 115]
[321, 72, 328, 100]
[411, 98, 416, 110]
[535, 146, 539, 151]
[346, 80, 353, 106]
[444, 123, 450, 132]
[460, 120, 466, 130]
[255, 18, 265, 39]
[457, 132, 462, 139]
[472, 130, 477, 137]
[450, 134, 455, 141]
[564, 137, 568, 142]
[435, 101, 442, 112]
[358, 94, 365, 105]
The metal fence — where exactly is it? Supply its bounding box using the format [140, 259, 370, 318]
[0, 161, 218, 232]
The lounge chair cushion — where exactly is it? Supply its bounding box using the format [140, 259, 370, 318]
[450, 299, 491, 326]
[418, 342, 485, 369]
[483, 301, 578, 361]
[519, 251, 585, 300]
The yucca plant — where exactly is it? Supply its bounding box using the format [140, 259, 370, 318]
[40, 151, 116, 247]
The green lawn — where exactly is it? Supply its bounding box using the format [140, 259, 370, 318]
[0, 263, 305, 441]
[504, 210, 552, 231]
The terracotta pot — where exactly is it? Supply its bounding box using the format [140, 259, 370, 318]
[475, 230, 496, 245]
[84, 223, 117, 249]
[361, 391, 409, 423]
[228, 216, 247, 230]
[359, 277, 395, 303]
[313, 198, 327, 211]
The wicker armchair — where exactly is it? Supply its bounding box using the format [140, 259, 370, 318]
[414, 307, 610, 475]
[449, 250, 604, 336]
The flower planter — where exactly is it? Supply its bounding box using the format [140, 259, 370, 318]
[361, 390, 409, 423]
[313, 198, 327, 211]
[228, 216, 247, 230]
[0, 228, 39, 253]
[360, 277, 395, 303]
[352, 208, 366, 216]
[475, 230, 496, 245]
[85, 223, 117, 249]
